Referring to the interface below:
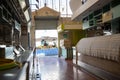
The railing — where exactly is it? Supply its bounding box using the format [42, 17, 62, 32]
[36, 48, 58, 56]
[30, 47, 42, 80]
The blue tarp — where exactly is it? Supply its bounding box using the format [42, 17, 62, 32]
[36, 48, 58, 56]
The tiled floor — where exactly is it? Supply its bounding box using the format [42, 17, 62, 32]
[36, 56, 102, 80]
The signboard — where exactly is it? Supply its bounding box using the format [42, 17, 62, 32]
[102, 11, 112, 23]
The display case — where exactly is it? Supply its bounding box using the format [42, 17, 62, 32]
[0, 46, 14, 59]
[11, 20, 21, 47]
[0, 4, 14, 46]
[0, 25, 13, 45]
[0, 5, 12, 25]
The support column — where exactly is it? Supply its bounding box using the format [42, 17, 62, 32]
[21, 25, 29, 50]
[65, 47, 73, 60]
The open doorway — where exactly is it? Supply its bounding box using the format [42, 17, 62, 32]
[35, 30, 58, 56]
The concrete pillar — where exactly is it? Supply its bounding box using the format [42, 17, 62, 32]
[65, 47, 73, 60]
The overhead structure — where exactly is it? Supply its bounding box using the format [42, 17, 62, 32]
[57, 17, 85, 59]
[32, 5, 60, 30]
[70, 0, 112, 20]
[0, 0, 32, 49]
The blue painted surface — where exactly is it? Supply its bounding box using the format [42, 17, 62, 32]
[36, 48, 58, 56]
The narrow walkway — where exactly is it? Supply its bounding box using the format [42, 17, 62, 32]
[37, 56, 102, 80]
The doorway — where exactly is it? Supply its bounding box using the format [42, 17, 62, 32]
[35, 30, 58, 56]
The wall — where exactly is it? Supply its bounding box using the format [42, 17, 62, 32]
[111, 19, 120, 34]
[76, 54, 120, 80]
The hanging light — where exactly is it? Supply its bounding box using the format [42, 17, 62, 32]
[36, 4, 39, 9]
[36, 0, 39, 3]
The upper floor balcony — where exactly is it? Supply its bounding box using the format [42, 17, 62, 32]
[70, 0, 112, 20]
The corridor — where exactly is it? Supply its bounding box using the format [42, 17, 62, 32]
[35, 56, 102, 80]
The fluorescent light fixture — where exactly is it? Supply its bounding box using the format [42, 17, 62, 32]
[24, 10, 30, 22]
[19, 0, 26, 9]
